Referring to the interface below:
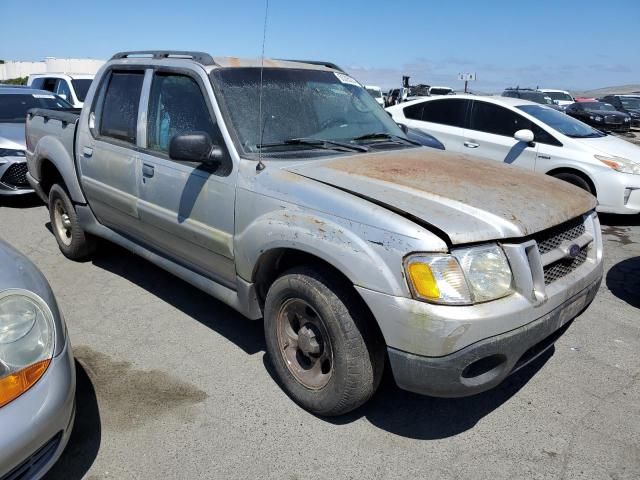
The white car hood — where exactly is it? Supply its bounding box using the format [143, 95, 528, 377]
[0, 123, 26, 150]
[580, 134, 640, 163]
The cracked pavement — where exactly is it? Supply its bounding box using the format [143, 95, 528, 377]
[1, 197, 638, 480]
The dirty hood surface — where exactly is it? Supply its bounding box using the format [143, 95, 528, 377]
[285, 148, 596, 244]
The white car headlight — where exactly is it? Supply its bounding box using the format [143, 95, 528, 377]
[595, 154, 640, 175]
[0, 290, 55, 408]
[405, 244, 513, 305]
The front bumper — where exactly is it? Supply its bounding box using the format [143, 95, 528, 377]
[0, 158, 34, 196]
[387, 277, 601, 397]
[0, 337, 76, 480]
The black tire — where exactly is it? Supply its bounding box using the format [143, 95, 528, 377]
[552, 172, 594, 195]
[48, 184, 96, 260]
[264, 266, 385, 416]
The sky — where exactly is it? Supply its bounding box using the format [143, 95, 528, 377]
[2, 0, 639, 92]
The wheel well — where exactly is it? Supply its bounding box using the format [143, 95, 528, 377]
[253, 248, 353, 308]
[546, 167, 596, 196]
[39, 159, 65, 197]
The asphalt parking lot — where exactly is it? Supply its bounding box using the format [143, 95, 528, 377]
[1, 197, 639, 480]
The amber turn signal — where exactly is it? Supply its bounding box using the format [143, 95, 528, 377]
[0, 359, 51, 408]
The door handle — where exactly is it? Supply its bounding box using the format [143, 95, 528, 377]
[464, 141, 479, 148]
[82, 146, 93, 157]
[142, 164, 155, 178]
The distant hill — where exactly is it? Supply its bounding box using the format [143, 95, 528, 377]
[573, 84, 640, 98]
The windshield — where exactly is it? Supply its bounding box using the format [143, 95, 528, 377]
[211, 68, 406, 154]
[518, 104, 605, 138]
[71, 79, 92, 102]
[429, 88, 452, 95]
[522, 92, 554, 105]
[545, 91, 573, 102]
[0, 93, 72, 123]
[582, 102, 616, 111]
[620, 97, 640, 109]
[365, 87, 382, 98]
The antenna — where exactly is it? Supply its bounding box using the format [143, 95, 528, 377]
[256, 0, 269, 172]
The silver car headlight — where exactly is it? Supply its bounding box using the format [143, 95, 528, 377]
[405, 244, 513, 305]
[0, 290, 55, 408]
[595, 155, 640, 175]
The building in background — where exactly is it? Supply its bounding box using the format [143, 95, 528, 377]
[0, 58, 105, 81]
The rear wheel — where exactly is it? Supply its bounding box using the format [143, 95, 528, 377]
[552, 172, 594, 195]
[48, 184, 96, 260]
[264, 266, 384, 416]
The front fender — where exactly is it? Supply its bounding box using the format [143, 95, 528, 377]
[235, 207, 414, 297]
[31, 135, 85, 204]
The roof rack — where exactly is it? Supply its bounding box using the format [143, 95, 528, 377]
[278, 59, 345, 72]
[110, 51, 216, 66]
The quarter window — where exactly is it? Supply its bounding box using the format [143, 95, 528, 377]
[403, 103, 423, 120]
[419, 99, 468, 127]
[99, 71, 144, 144]
[147, 73, 218, 154]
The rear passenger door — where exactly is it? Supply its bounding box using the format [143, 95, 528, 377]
[463, 100, 538, 170]
[401, 99, 469, 153]
[77, 69, 146, 235]
[135, 70, 237, 286]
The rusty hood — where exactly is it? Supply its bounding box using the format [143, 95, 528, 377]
[284, 148, 596, 244]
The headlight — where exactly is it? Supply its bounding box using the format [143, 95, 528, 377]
[0, 290, 55, 408]
[405, 244, 513, 305]
[595, 154, 640, 175]
[595, 115, 603, 122]
[0, 148, 25, 157]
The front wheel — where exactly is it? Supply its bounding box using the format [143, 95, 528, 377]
[264, 266, 385, 416]
[48, 184, 96, 261]
[552, 172, 594, 195]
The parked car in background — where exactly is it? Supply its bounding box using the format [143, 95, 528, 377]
[599, 95, 640, 128]
[387, 94, 640, 214]
[575, 97, 597, 103]
[0, 87, 72, 196]
[0, 238, 75, 479]
[386, 88, 400, 106]
[365, 85, 385, 106]
[539, 89, 575, 109]
[26, 51, 603, 415]
[27, 73, 94, 108]
[502, 88, 562, 110]
[428, 86, 454, 96]
[565, 101, 631, 132]
[407, 84, 430, 99]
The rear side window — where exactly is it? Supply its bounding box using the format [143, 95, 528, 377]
[420, 99, 468, 127]
[403, 103, 423, 120]
[99, 71, 144, 144]
[41, 78, 57, 92]
[30, 78, 44, 89]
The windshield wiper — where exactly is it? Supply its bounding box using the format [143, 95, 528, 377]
[352, 132, 420, 146]
[256, 137, 368, 152]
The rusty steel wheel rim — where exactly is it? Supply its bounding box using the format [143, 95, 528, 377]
[53, 199, 72, 246]
[276, 298, 334, 390]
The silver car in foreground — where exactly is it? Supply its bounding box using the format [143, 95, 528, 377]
[0, 87, 72, 196]
[0, 239, 75, 479]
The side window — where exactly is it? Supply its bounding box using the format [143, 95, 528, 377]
[403, 103, 423, 120]
[55, 80, 72, 101]
[469, 101, 531, 137]
[420, 99, 468, 127]
[31, 78, 44, 89]
[147, 73, 220, 154]
[41, 78, 57, 92]
[99, 71, 145, 144]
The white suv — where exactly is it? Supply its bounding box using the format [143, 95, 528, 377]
[540, 89, 575, 109]
[387, 95, 640, 214]
[27, 73, 94, 108]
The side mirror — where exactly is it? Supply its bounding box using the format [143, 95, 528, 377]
[514, 129, 534, 144]
[397, 123, 409, 134]
[169, 132, 223, 165]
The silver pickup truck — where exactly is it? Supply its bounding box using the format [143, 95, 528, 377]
[25, 51, 603, 415]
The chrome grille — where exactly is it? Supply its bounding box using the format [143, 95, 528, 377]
[543, 248, 588, 285]
[605, 115, 622, 125]
[535, 217, 585, 255]
[1, 162, 29, 188]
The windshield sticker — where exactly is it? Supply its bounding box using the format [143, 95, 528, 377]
[32, 94, 56, 99]
[334, 72, 360, 86]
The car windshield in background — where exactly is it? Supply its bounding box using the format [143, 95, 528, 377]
[518, 104, 605, 138]
[582, 102, 616, 111]
[620, 97, 640, 109]
[71, 79, 92, 102]
[0, 93, 71, 122]
[545, 91, 573, 101]
[430, 88, 452, 95]
[522, 92, 554, 105]
[211, 68, 406, 154]
[366, 88, 382, 98]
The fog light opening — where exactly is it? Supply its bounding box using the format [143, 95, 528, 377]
[461, 354, 507, 380]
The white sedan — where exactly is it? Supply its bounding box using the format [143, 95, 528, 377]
[387, 95, 640, 214]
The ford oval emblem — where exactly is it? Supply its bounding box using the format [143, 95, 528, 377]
[568, 244, 581, 258]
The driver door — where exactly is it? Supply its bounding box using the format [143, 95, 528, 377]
[136, 70, 237, 287]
